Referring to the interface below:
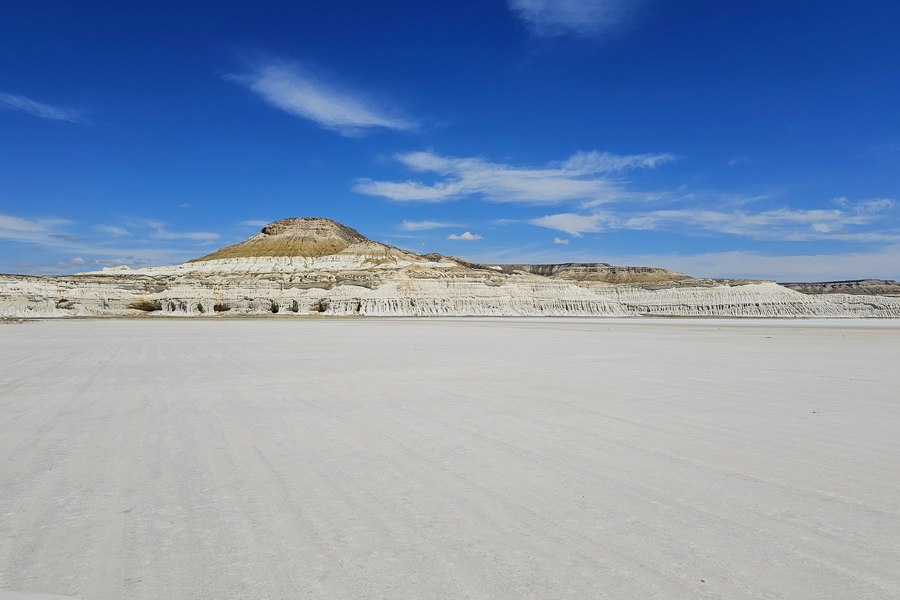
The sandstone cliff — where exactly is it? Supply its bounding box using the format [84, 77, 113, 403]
[2, 217, 899, 318]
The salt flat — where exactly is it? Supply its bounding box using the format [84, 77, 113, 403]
[1, 318, 899, 599]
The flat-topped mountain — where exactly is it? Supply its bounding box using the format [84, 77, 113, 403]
[191, 217, 406, 261]
[187, 218, 696, 284]
[2, 216, 900, 318]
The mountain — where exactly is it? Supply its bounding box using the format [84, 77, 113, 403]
[2, 217, 900, 318]
[190, 217, 416, 261]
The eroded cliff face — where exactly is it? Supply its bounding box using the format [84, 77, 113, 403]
[6, 270, 900, 319]
[0, 262, 631, 318]
[3, 217, 900, 319]
[488, 263, 692, 283]
[780, 279, 900, 296]
[594, 281, 900, 317]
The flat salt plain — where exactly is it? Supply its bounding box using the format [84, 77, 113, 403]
[1, 318, 899, 600]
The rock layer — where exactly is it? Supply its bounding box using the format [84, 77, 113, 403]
[780, 279, 900, 296]
[489, 263, 692, 283]
[3, 217, 900, 318]
[190, 217, 412, 261]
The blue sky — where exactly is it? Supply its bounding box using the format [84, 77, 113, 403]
[2, 0, 899, 280]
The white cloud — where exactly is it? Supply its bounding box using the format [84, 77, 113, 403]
[127, 218, 220, 242]
[14, 253, 170, 276]
[532, 198, 898, 241]
[94, 225, 130, 237]
[354, 150, 673, 204]
[448, 231, 483, 240]
[153, 230, 220, 242]
[558, 150, 673, 172]
[553, 237, 570, 244]
[509, 0, 648, 38]
[0, 215, 74, 244]
[240, 220, 270, 228]
[532, 212, 608, 236]
[0, 213, 231, 274]
[399, 220, 457, 231]
[0, 214, 69, 234]
[227, 62, 416, 136]
[1, 215, 216, 246]
[0, 93, 86, 123]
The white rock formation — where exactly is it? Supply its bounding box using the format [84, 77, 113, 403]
[599, 281, 900, 317]
[2, 217, 900, 318]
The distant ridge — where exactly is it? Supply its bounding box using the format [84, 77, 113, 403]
[190, 217, 694, 284]
[488, 263, 692, 284]
[188, 218, 897, 290]
[4, 215, 900, 318]
[780, 279, 900, 296]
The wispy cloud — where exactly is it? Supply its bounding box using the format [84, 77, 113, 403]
[2, 214, 217, 246]
[227, 61, 416, 136]
[399, 220, 458, 231]
[508, 0, 649, 38]
[240, 219, 270, 228]
[469, 245, 900, 282]
[94, 224, 130, 237]
[15, 255, 147, 275]
[553, 237, 570, 245]
[532, 213, 606, 236]
[0, 215, 74, 244]
[354, 150, 673, 204]
[0, 93, 86, 123]
[0, 215, 216, 274]
[128, 218, 220, 242]
[448, 231, 483, 240]
[601, 248, 900, 282]
[532, 198, 898, 241]
[0, 213, 219, 274]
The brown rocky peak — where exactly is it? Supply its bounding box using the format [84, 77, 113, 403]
[257, 217, 369, 242]
[191, 217, 373, 261]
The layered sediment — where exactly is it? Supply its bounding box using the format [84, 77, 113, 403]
[3, 217, 900, 318]
[489, 263, 692, 283]
[780, 279, 900, 296]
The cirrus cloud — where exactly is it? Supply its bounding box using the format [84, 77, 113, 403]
[509, 0, 651, 38]
[0, 92, 86, 124]
[354, 150, 674, 204]
[227, 61, 417, 137]
[399, 220, 458, 231]
[532, 198, 898, 241]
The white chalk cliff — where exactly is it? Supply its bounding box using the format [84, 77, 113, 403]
[2, 217, 900, 318]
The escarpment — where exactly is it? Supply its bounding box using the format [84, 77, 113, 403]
[779, 279, 900, 297]
[489, 263, 692, 283]
[3, 217, 900, 318]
